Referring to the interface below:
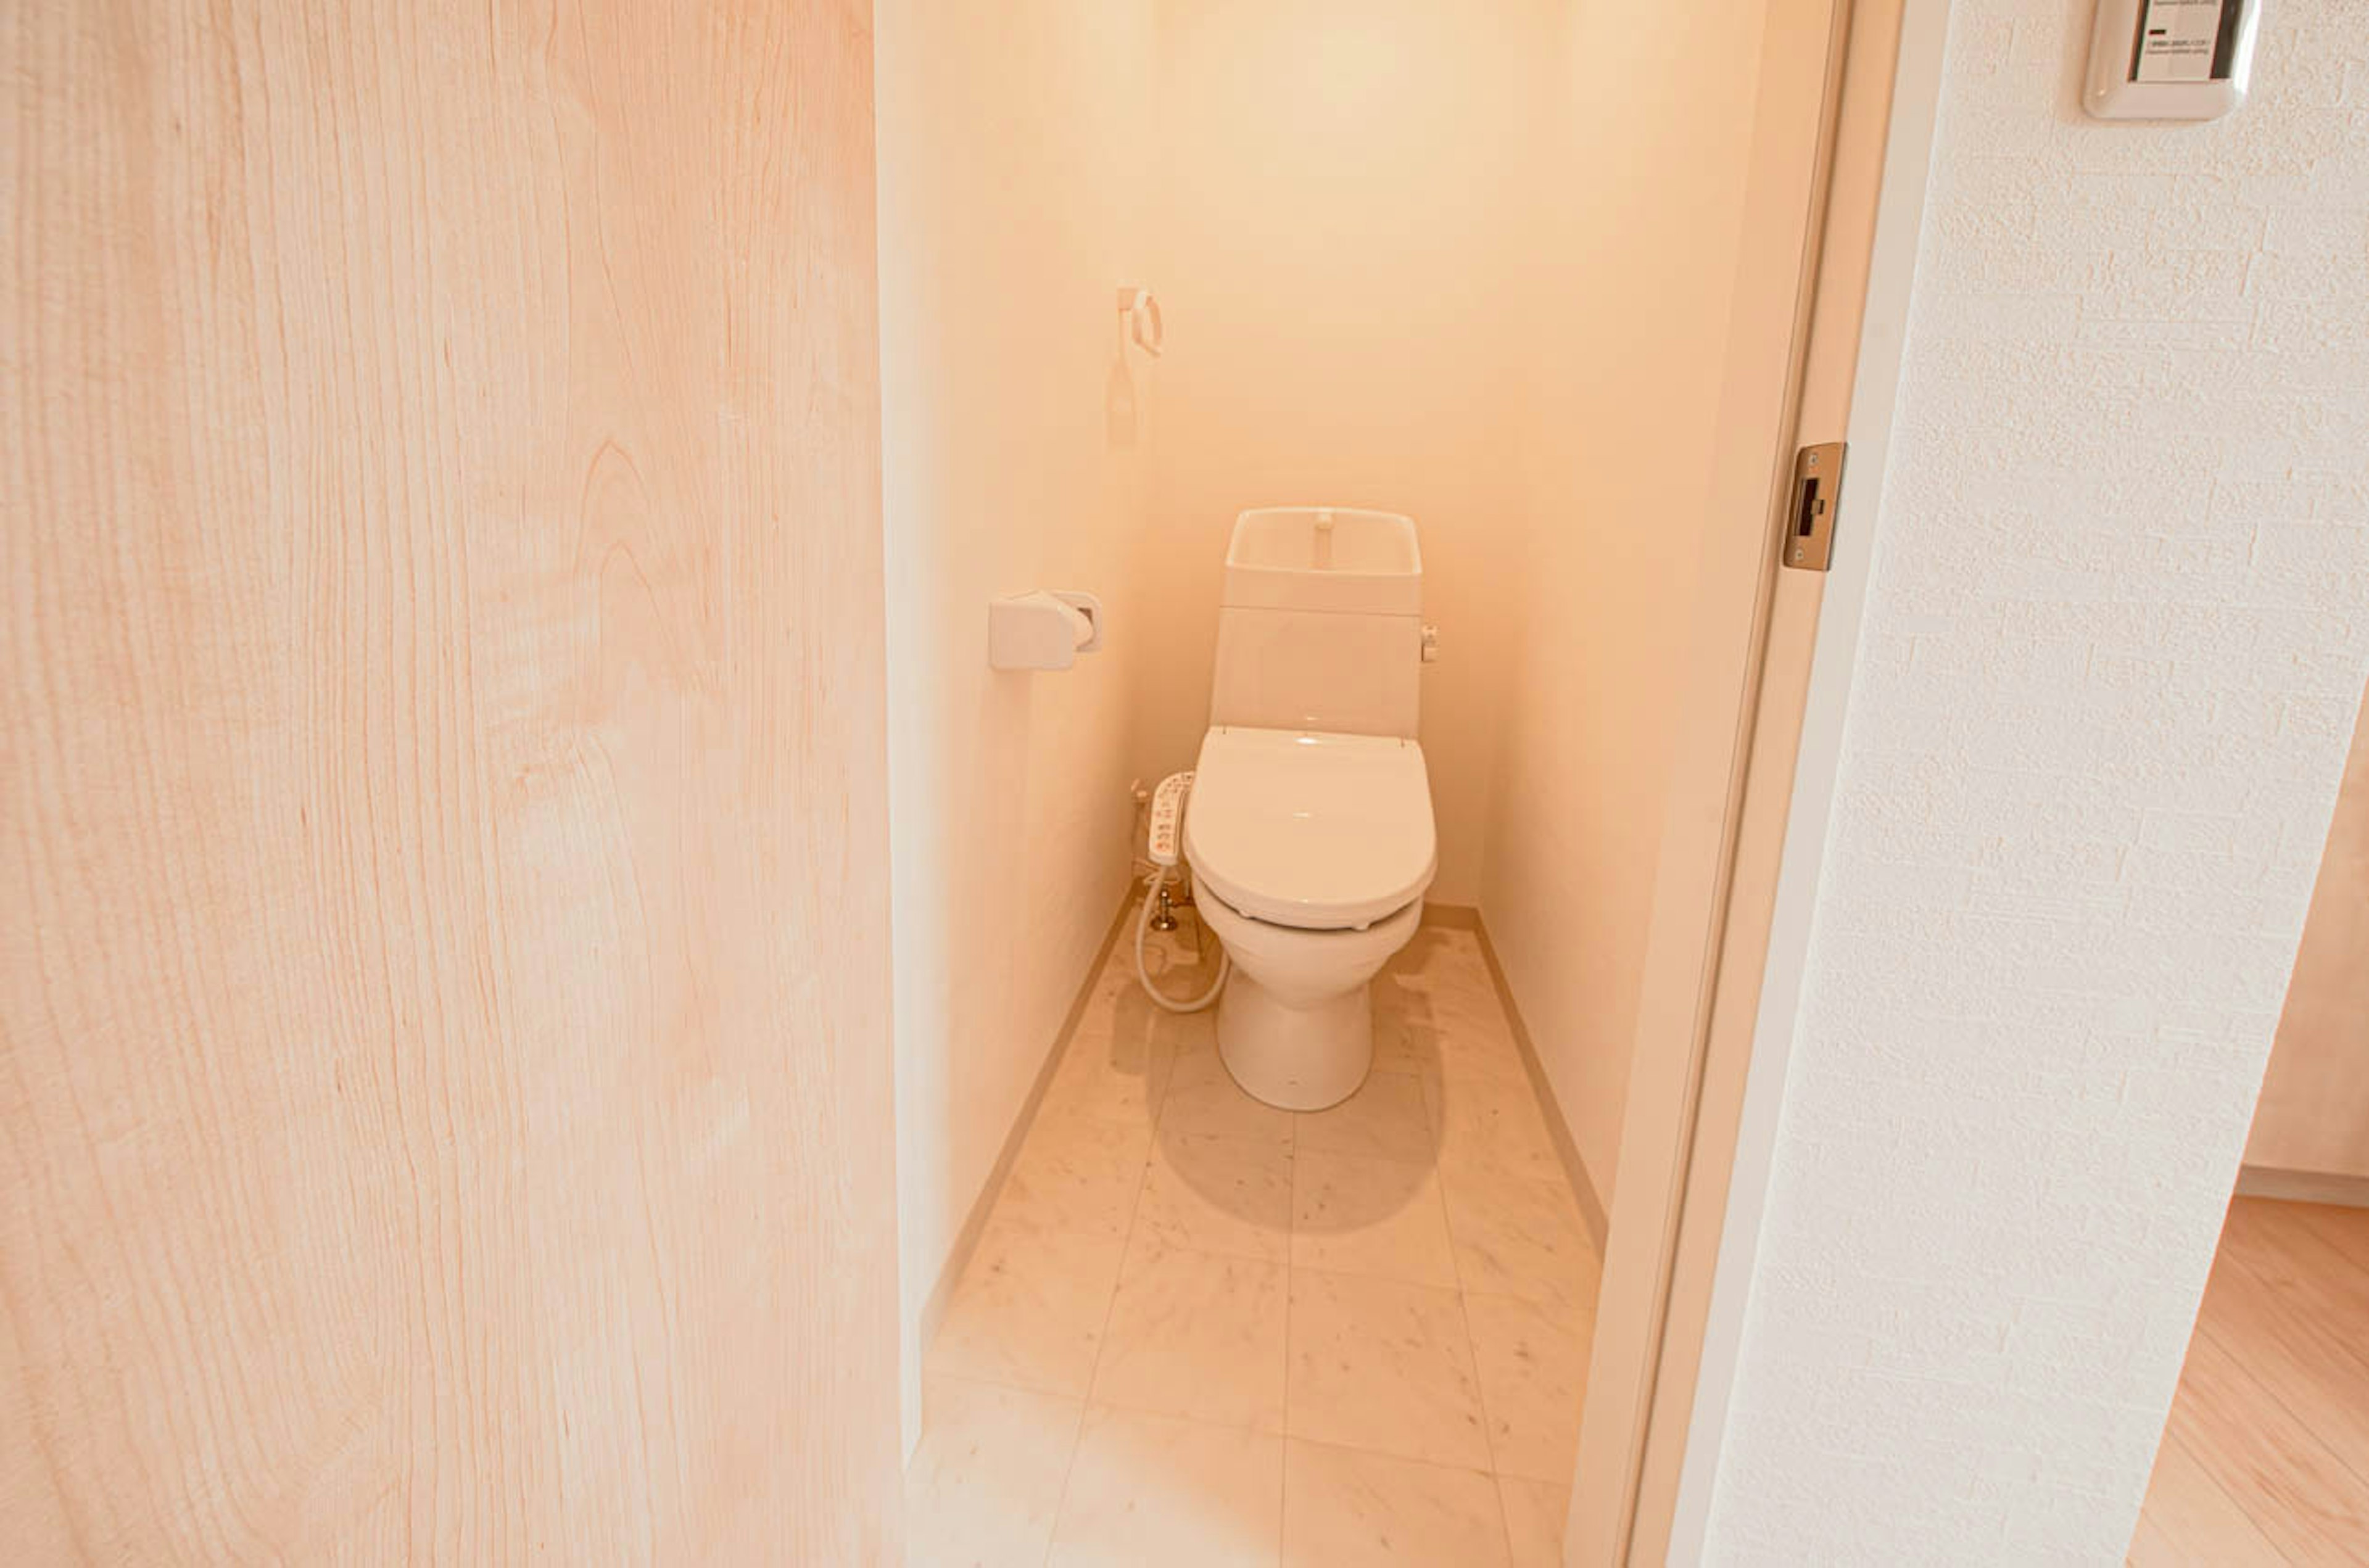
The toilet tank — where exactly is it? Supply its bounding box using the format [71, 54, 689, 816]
[1209, 508, 1423, 739]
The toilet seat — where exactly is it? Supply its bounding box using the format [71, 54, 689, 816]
[1183, 726, 1437, 931]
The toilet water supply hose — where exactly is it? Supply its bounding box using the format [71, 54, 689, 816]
[1135, 862, 1229, 1013]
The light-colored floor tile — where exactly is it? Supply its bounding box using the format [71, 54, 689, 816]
[1291, 1148, 1458, 1289]
[1041, 1012, 1174, 1129]
[1049, 1406, 1284, 1568]
[921, 917, 1605, 1558]
[1379, 926, 1488, 984]
[1093, 1238, 1289, 1430]
[1381, 986, 1525, 1099]
[1384, 933, 1507, 1025]
[1126, 991, 1222, 1066]
[997, 1112, 1152, 1239]
[1426, 1078, 1566, 1189]
[1286, 1270, 1491, 1471]
[1164, 1036, 1234, 1086]
[1280, 1440, 1510, 1567]
[1464, 1294, 1589, 1482]
[1426, 1039, 1533, 1107]
[1412, 969, 1515, 1034]
[1434, 1038, 1527, 1094]
[928, 1216, 1127, 1397]
[1159, 1022, 1226, 1099]
[1137, 1129, 1294, 1262]
[1164, 1049, 1297, 1144]
[1439, 1169, 1602, 1314]
[1062, 961, 1146, 1054]
[904, 1376, 1083, 1568]
[1433, 969, 1515, 1031]
[1496, 1477, 1571, 1568]
[1367, 988, 1442, 1078]
[1437, 1024, 1531, 1084]
[1156, 1003, 1222, 1061]
[1295, 1071, 1434, 1162]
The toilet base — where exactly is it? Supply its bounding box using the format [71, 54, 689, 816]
[1215, 969, 1373, 1111]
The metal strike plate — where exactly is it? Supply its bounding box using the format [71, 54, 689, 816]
[1783, 442, 1845, 572]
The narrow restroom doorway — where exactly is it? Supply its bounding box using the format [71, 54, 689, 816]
[877, 0, 1907, 1562]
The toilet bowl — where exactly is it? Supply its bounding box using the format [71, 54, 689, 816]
[1184, 725, 1436, 1110]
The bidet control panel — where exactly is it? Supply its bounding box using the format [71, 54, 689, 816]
[1149, 771, 1193, 867]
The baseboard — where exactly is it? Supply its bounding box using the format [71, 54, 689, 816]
[2235, 1164, 2369, 1210]
[911, 883, 1139, 1417]
[1421, 902, 1481, 931]
[1469, 911, 1611, 1252]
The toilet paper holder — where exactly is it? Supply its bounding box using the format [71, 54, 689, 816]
[988, 590, 1104, 671]
[1117, 287, 1163, 358]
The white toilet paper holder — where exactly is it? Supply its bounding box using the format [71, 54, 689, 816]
[988, 590, 1104, 671]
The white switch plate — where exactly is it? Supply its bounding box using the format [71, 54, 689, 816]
[2086, 0, 2260, 120]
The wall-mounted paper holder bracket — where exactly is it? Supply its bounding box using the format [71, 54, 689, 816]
[1117, 287, 1164, 357]
[988, 590, 1104, 671]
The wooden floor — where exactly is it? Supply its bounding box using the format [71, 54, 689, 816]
[2130, 1197, 2369, 1566]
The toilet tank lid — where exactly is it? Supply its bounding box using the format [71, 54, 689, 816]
[1183, 727, 1437, 931]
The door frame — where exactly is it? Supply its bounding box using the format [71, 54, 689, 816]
[1563, 1, 1951, 1561]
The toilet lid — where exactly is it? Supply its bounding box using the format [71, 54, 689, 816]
[1184, 727, 1437, 931]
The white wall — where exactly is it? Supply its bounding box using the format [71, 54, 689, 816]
[1135, 0, 1552, 904]
[1479, 4, 1776, 1206]
[1703, 2, 2369, 1560]
[873, 0, 1158, 1446]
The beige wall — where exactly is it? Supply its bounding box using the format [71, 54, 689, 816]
[2246, 684, 2369, 1180]
[2, 1, 903, 1558]
[1478, 4, 1774, 1203]
[1136, 0, 1551, 904]
[872, 0, 1159, 1447]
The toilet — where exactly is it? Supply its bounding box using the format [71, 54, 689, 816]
[1181, 507, 1436, 1110]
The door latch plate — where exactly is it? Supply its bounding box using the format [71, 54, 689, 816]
[1783, 442, 1845, 572]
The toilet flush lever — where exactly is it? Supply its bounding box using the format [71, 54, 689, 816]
[1782, 442, 1845, 572]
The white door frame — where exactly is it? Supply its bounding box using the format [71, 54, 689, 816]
[1563, 1, 1954, 1561]
[1663, 6, 1955, 1558]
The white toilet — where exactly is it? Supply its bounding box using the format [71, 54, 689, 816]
[1181, 507, 1436, 1110]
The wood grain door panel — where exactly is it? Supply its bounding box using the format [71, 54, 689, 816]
[2, 2, 901, 1559]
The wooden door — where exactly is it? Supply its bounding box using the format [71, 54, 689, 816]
[2, 2, 903, 1560]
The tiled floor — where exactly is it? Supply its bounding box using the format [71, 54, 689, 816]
[907, 909, 1603, 1567]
